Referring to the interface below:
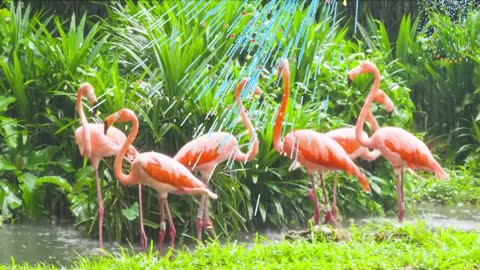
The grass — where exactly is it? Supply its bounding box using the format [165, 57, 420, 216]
[409, 165, 480, 205]
[4, 222, 480, 269]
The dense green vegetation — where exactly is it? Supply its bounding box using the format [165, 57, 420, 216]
[5, 222, 480, 269]
[0, 0, 479, 248]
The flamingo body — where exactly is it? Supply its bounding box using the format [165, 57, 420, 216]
[369, 127, 448, 178]
[283, 129, 369, 191]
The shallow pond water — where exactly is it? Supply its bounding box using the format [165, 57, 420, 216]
[1, 203, 479, 266]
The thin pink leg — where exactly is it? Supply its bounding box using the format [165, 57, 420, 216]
[320, 172, 337, 227]
[396, 170, 405, 223]
[158, 198, 167, 255]
[332, 172, 339, 224]
[203, 198, 215, 237]
[94, 166, 104, 249]
[164, 199, 176, 251]
[196, 195, 207, 241]
[309, 174, 321, 225]
[138, 184, 148, 250]
[400, 170, 405, 223]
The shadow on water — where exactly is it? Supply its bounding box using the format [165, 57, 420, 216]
[1, 203, 479, 266]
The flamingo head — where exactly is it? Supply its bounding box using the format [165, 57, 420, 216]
[348, 60, 377, 85]
[374, 89, 395, 112]
[276, 58, 290, 78]
[126, 145, 139, 162]
[235, 77, 264, 104]
[79, 82, 98, 114]
[104, 108, 135, 135]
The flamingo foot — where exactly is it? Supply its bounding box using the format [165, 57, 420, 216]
[139, 228, 148, 250]
[196, 218, 203, 241]
[203, 217, 216, 237]
[323, 211, 339, 227]
[98, 207, 104, 250]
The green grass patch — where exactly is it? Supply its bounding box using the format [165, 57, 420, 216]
[5, 222, 480, 269]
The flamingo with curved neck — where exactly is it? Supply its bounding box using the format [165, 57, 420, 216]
[174, 77, 261, 240]
[105, 108, 217, 254]
[350, 60, 449, 223]
[273, 59, 370, 227]
[74, 83, 146, 250]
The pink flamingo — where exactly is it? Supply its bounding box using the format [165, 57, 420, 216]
[273, 59, 371, 227]
[74, 82, 147, 250]
[349, 60, 449, 223]
[289, 89, 395, 224]
[321, 89, 395, 223]
[104, 108, 218, 254]
[174, 77, 261, 240]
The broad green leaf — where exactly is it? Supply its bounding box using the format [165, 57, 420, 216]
[121, 202, 140, 221]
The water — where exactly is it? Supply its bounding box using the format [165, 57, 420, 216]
[0, 220, 128, 267]
[1, 203, 479, 266]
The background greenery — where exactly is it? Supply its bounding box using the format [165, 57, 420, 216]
[0, 0, 479, 245]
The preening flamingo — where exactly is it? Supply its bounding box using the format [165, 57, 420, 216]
[349, 60, 449, 223]
[174, 77, 262, 240]
[104, 108, 218, 254]
[74, 82, 147, 249]
[273, 59, 370, 227]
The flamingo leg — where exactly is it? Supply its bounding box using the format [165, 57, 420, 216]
[93, 165, 104, 250]
[203, 196, 215, 237]
[196, 195, 207, 241]
[138, 184, 148, 250]
[158, 198, 167, 254]
[332, 172, 339, 223]
[197, 167, 216, 240]
[396, 169, 405, 223]
[164, 199, 176, 251]
[400, 169, 405, 223]
[309, 174, 321, 225]
[320, 172, 337, 227]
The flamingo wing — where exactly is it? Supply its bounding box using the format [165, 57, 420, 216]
[174, 132, 235, 169]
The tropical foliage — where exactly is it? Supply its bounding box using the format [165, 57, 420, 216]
[0, 0, 478, 245]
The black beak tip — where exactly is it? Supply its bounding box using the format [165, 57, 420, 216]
[347, 76, 352, 87]
[92, 101, 98, 115]
[104, 121, 109, 135]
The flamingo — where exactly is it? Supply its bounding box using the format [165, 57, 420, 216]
[74, 82, 147, 249]
[103, 108, 218, 254]
[273, 59, 370, 227]
[321, 89, 394, 223]
[349, 60, 449, 223]
[289, 89, 394, 224]
[174, 77, 262, 240]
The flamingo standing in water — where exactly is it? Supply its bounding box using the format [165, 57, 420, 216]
[174, 77, 262, 240]
[349, 60, 449, 223]
[104, 108, 218, 254]
[273, 59, 370, 227]
[74, 83, 147, 249]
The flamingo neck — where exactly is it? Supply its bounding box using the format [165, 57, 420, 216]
[77, 87, 90, 140]
[356, 67, 381, 147]
[234, 85, 258, 162]
[366, 109, 380, 132]
[273, 67, 290, 153]
[114, 115, 139, 185]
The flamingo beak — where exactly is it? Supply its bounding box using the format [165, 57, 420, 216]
[92, 101, 98, 115]
[104, 115, 116, 135]
[104, 120, 109, 135]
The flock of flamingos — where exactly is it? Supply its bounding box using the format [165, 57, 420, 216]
[74, 59, 449, 254]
